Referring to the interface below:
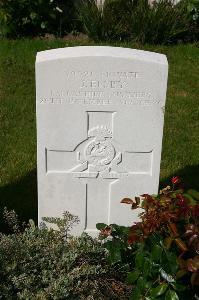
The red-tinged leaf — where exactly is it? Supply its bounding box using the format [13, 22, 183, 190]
[174, 238, 188, 252]
[193, 256, 199, 268]
[99, 226, 112, 237]
[177, 257, 186, 269]
[191, 272, 199, 285]
[164, 237, 173, 249]
[184, 229, 194, 236]
[185, 224, 195, 231]
[128, 233, 139, 245]
[188, 234, 198, 246]
[192, 204, 199, 217]
[171, 176, 181, 185]
[135, 197, 140, 205]
[187, 258, 198, 272]
[141, 194, 154, 202]
[131, 203, 139, 209]
[121, 198, 135, 204]
[168, 223, 179, 237]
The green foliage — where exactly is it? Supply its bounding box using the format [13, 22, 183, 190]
[98, 179, 199, 299]
[77, 0, 104, 41]
[98, 223, 130, 264]
[130, 0, 190, 44]
[99, 227, 189, 299]
[77, 0, 135, 41]
[0, 210, 130, 299]
[78, 0, 198, 43]
[187, 0, 199, 20]
[0, 0, 80, 38]
[0, 0, 198, 42]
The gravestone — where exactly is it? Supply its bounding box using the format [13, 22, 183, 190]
[36, 46, 168, 235]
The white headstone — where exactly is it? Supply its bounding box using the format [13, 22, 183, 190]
[36, 46, 168, 235]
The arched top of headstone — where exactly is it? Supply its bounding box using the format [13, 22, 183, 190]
[36, 46, 168, 65]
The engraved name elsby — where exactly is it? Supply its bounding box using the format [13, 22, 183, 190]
[80, 80, 127, 89]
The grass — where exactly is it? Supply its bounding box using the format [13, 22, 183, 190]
[0, 39, 198, 227]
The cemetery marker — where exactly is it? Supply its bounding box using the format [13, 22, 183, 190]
[36, 46, 168, 235]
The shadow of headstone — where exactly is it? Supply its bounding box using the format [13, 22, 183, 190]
[160, 164, 199, 191]
[0, 169, 37, 233]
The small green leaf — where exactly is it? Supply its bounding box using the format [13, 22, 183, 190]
[162, 251, 178, 275]
[135, 252, 144, 269]
[130, 287, 142, 300]
[111, 224, 129, 236]
[137, 276, 146, 292]
[171, 283, 186, 292]
[143, 258, 151, 277]
[127, 270, 140, 283]
[96, 223, 107, 230]
[160, 268, 175, 283]
[165, 289, 179, 300]
[105, 240, 122, 264]
[151, 244, 163, 262]
[183, 193, 196, 205]
[150, 283, 168, 297]
[187, 189, 199, 201]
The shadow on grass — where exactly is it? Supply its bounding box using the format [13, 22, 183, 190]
[0, 169, 37, 233]
[160, 164, 199, 191]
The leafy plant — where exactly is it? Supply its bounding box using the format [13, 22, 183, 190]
[98, 177, 199, 299]
[130, 0, 190, 44]
[77, 0, 105, 41]
[0, 0, 80, 38]
[186, 0, 199, 40]
[78, 0, 196, 43]
[0, 209, 131, 299]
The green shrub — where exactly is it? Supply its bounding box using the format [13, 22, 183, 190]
[78, 0, 197, 44]
[0, 209, 130, 299]
[98, 178, 199, 299]
[186, 0, 199, 40]
[0, 0, 80, 38]
[130, 0, 190, 44]
[77, 0, 104, 41]
[78, 0, 134, 41]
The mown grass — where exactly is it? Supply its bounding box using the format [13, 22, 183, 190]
[0, 39, 198, 226]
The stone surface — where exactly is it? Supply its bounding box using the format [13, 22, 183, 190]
[36, 46, 168, 235]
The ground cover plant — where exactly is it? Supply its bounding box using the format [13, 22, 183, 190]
[0, 178, 199, 299]
[0, 210, 131, 299]
[0, 40, 198, 228]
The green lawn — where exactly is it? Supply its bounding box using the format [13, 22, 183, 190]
[0, 39, 198, 227]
